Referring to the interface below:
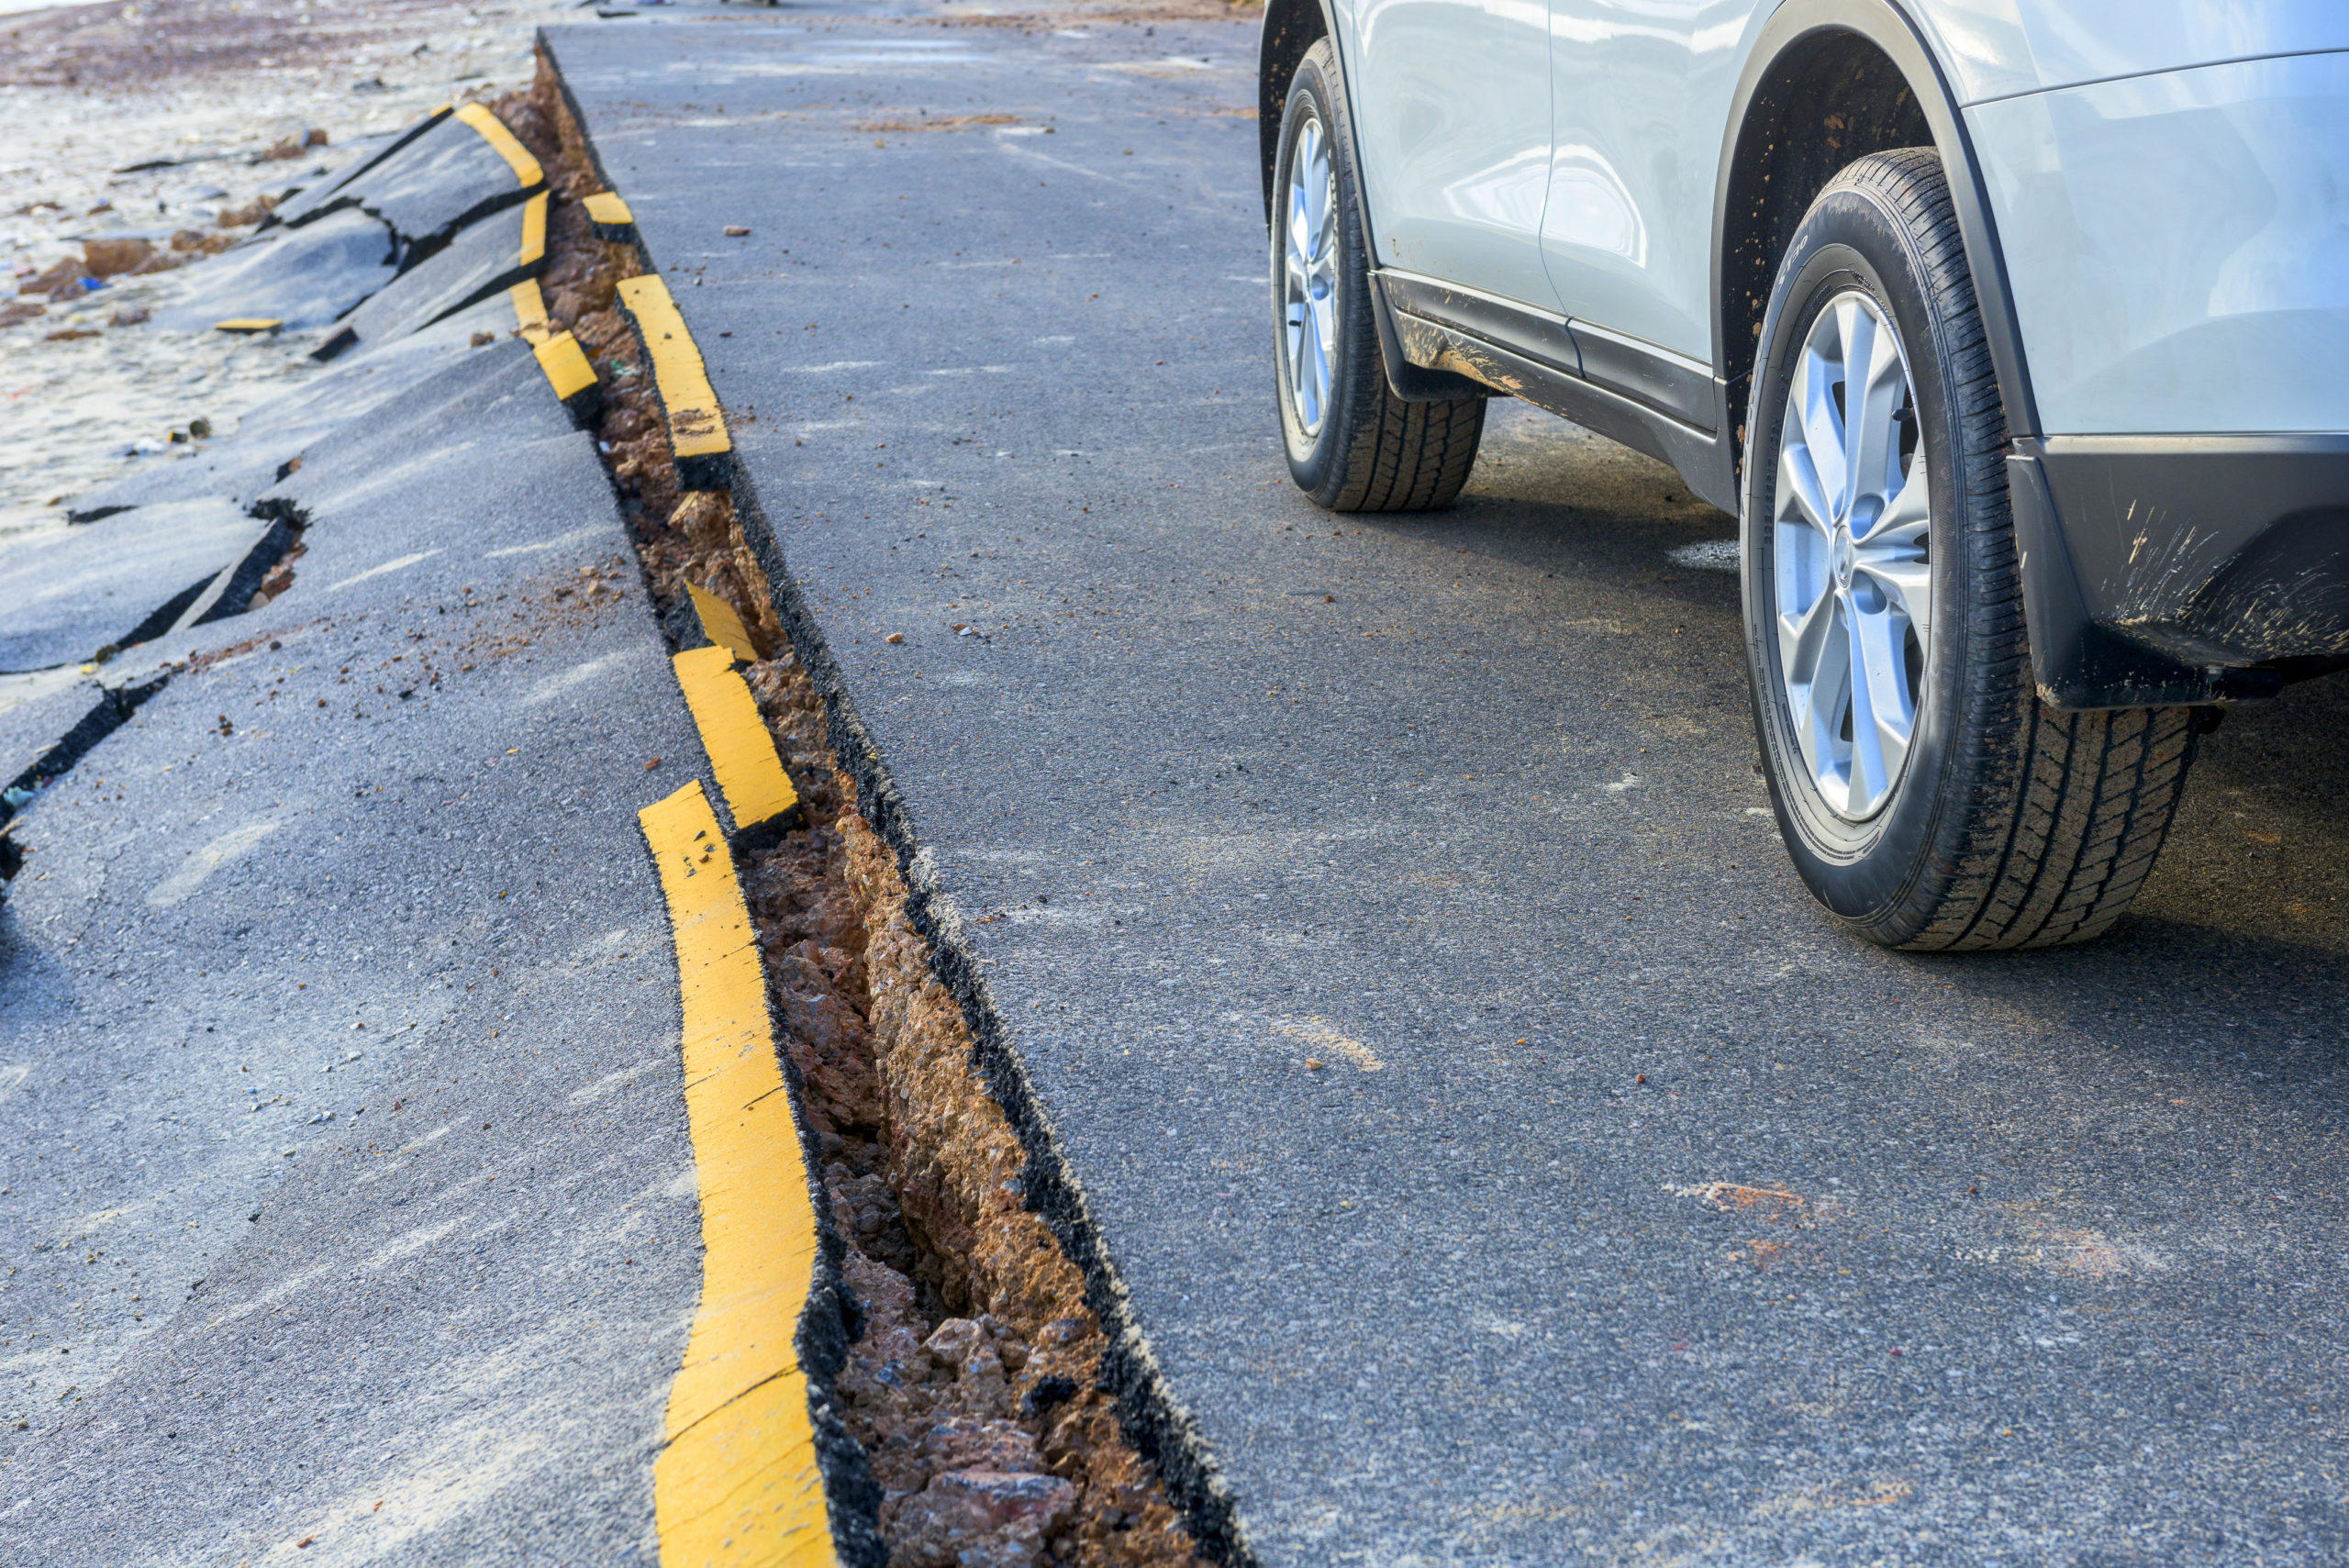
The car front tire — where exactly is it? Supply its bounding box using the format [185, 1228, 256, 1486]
[1273, 40, 1485, 512]
[1742, 149, 2200, 951]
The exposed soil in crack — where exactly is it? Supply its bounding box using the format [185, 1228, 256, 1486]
[496, 58, 1210, 1568]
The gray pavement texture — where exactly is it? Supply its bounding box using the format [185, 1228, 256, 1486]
[0, 499, 264, 674]
[551, 13, 2349, 1566]
[151, 207, 400, 335]
[2, 195, 707, 1562]
[282, 107, 542, 268]
[345, 194, 542, 353]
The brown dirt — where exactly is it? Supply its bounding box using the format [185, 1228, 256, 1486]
[495, 57, 1208, 1568]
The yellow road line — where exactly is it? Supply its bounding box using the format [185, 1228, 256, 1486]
[213, 318, 281, 334]
[616, 272, 733, 490]
[689, 584, 762, 663]
[511, 277, 553, 345]
[584, 190, 637, 242]
[672, 645, 800, 832]
[454, 101, 545, 189]
[519, 190, 550, 267]
[640, 781, 837, 1568]
[531, 331, 603, 427]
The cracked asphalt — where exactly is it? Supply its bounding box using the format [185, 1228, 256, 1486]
[2, 7, 2344, 1563]
[549, 9, 2349, 1565]
[1, 304, 707, 1564]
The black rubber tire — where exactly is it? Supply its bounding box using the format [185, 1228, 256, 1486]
[1741, 149, 2199, 951]
[1272, 41, 1485, 512]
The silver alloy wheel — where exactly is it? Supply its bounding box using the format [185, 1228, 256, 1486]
[1281, 111, 1339, 438]
[1771, 290, 1933, 821]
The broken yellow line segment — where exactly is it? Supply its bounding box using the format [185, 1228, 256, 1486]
[534, 332, 600, 405]
[617, 272, 733, 478]
[454, 101, 545, 189]
[689, 583, 763, 663]
[519, 190, 549, 268]
[510, 277, 553, 345]
[640, 779, 838, 1568]
[673, 645, 800, 832]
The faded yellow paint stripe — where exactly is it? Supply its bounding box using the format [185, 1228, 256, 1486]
[511, 278, 553, 345]
[533, 331, 599, 404]
[454, 101, 544, 188]
[673, 645, 800, 831]
[519, 190, 549, 267]
[689, 583, 762, 663]
[640, 780, 838, 1568]
[616, 272, 731, 462]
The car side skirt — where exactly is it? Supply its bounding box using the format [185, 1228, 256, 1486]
[1377, 270, 1741, 512]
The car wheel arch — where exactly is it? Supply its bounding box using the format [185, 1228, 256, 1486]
[1260, 0, 1340, 225]
[1712, 0, 2043, 467]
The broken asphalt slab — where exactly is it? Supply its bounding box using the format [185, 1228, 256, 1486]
[0, 144, 713, 1568]
[0, 499, 273, 674]
[549, 13, 2349, 1566]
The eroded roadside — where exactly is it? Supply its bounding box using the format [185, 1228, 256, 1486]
[497, 57, 1215, 1568]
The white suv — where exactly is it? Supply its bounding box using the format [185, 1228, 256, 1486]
[1259, 1, 2349, 949]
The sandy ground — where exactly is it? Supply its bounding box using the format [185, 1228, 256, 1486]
[0, 0, 572, 551]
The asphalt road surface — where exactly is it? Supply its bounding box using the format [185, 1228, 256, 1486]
[551, 10, 2349, 1566]
[2, 302, 710, 1562]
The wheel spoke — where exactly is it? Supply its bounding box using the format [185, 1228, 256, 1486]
[1844, 317, 1909, 532]
[1850, 589, 1914, 785]
[1842, 596, 1892, 811]
[1775, 439, 1835, 540]
[1794, 343, 1847, 521]
[1776, 582, 1839, 729]
[1856, 552, 1931, 642]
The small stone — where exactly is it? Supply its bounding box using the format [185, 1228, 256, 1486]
[723, 225, 751, 237]
[1305, 1058, 1323, 1071]
[885, 631, 904, 644]
[921, 1417, 1041, 1473]
[83, 238, 154, 278]
[922, 1318, 985, 1369]
[471, 330, 495, 348]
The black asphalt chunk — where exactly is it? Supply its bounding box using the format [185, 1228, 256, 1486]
[551, 15, 2349, 1568]
[267, 108, 455, 232]
[0, 498, 267, 673]
[149, 206, 399, 334]
[336, 107, 542, 266]
[341, 194, 543, 349]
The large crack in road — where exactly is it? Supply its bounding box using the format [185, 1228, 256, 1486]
[509, 57, 1216, 1567]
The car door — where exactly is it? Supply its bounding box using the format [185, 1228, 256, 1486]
[1540, 0, 1761, 399]
[1341, 0, 1556, 309]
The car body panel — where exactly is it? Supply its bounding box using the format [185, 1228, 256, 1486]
[1970, 50, 2349, 436]
[1539, 0, 1765, 363]
[1340, 0, 1557, 306]
[1913, 0, 2349, 106]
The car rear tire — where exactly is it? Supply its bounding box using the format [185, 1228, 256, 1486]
[1742, 148, 2199, 951]
[1273, 40, 1485, 512]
